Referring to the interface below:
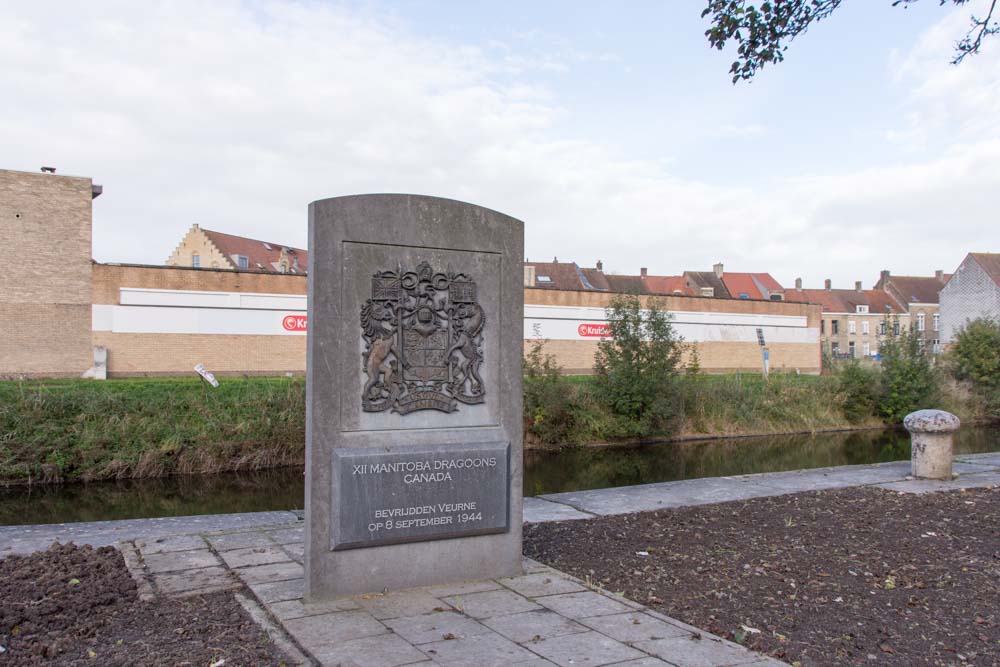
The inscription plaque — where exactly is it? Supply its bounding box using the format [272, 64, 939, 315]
[331, 442, 510, 550]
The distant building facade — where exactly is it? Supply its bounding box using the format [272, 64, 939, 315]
[786, 279, 908, 360]
[167, 224, 308, 274]
[874, 270, 948, 353]
[939, 253, 1000, 343]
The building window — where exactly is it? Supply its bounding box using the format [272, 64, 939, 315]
[831, 342, 840, 355]
[848, 320, 856, 335]
[192, 253, 200, 268]
[917, 313, 925, 331]
[237, 255, 249, 270]
[848, 341, 856, 357]
[820, 320, 825, 334]
[769, 294, 783, 301]
[856, 305, 869, 314]
[862, 321, 869, 335]
[863, 342, 870, 357]
[738, 293, 750, 299]
[893, 321, 900, 336]
[879, 320, 886, 336]
[831, 320, 839, 335]
[932, 339, 941, 354]
[933, 314, 939, 332]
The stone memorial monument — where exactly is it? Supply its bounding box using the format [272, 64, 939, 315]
[305, 194, 524, 599]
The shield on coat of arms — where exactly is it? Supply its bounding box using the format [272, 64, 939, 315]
[360, 261, 485, 414]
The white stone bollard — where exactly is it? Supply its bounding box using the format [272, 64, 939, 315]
[903, 409, 960, 480]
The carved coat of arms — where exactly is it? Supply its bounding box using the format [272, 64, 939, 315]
[360, 261, 485, 414]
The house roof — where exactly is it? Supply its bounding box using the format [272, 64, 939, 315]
[684, 271, 731, 298]
[786, 288, 906, 314]
[720, 272, 783, 300]
[970, 253, 1000, 287]
[202, 228, 309, 274]
[525, 261, 595, 290]
[644, 275, 691, 295]
[882, 275, 948, 304]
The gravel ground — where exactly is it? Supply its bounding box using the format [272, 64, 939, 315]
[0, 542, 288, 666]
[525, 486, 1000, 666]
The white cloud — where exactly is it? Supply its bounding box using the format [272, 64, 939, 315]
[0, 0, 997, 290]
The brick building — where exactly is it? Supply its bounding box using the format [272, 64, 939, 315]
[786, 279, 909, 360]
[0, 169, 101, 377]
[874, 270, 949, 352]
[939, 253, 1000, 343]
[167, 224, 308, 274]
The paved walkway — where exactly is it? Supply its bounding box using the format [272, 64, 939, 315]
[120, 523, 782, 666]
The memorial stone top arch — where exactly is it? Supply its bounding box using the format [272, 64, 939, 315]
[305, 194, 524, 599]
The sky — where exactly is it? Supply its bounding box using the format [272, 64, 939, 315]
[2, 0, 998, 288]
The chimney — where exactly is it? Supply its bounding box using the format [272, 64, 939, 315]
[40, 166, 56, 174]
[880, 269, 890, 285]
[794, 277, 802, 291]
[640, 267, 648, 279]
[553, 256, 558, 263]
[935, 269, 944, 282]
[596, 260, 603, 271]
[824, 279, 832, 290]
[713, 262, 724, 278]
[855, 280, 863, 292]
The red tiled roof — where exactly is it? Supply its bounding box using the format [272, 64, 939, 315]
[884, 275, 948, 304]
[644, 275, 691, 295]
[970, 253, 1000, 287]
[202, 228, 308, 274]
[786, 288, 906, 314]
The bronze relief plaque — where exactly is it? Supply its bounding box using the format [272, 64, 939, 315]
[360, 261, 485, 415]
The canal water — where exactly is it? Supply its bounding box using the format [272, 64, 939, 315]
[1, 426, 997, 526]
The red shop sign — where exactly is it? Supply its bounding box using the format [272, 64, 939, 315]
[282, 315, 308, 331]
[577, 323, 610, 338]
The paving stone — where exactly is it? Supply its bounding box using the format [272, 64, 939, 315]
[235, 560, 304, 584]
[218, 545, 292, 569]
[527, 630, 645, 666]
[136, 534, 206, 555]
[419, 630, 541, 665]
[359, 589, 452, 620]
[499, 572, 586, 598]
[604, 659, 671, 666]
[535, 591, 633, 618]
[267, 596, 361, 621]
[205, 530, 275, 551]
[266, 526, 305, 544]
[384, 610, 493, 644]
[579, 612, 689, 643]
[282, 542, 305, 562]
[876, 471, 1000, 494]
[523, 558, 560, 575]
[283, 610, 387, 648]
[143, 549, 220, 574]
[442, 589, 542, 619]
[523, 497, 596, 523]
[154, 566, 237, 595]
[249, 577, 305, 603]
[482, 609, 587, 643]
[312, 632, 428, 667]
[634, 635, 764, 667]
[424, 580, 503, 598]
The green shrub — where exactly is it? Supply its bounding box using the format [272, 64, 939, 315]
[948, 317, 1000, 417]
[523, 339, 577, 444]
[877, 327, 940, 423]
[593, 294, 683, 436]
[837, 361, 880, 424]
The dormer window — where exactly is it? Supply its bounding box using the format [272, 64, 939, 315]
[738, 293, 750, 299]
[856, 305, 869, 314]
[237, 255, 249, 269]
[700, 287, 714, 297]
[536, 275, 553, 284]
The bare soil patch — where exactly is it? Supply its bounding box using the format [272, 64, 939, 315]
[0, 542, 287, 665]
[525, 486, 1000, 666]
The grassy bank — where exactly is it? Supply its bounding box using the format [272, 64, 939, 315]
[0, 372, 991, 485]
[0, 378, 304, 484]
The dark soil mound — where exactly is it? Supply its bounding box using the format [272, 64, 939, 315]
[0, 542, 285, 666]
[525, 486, 1000, 666]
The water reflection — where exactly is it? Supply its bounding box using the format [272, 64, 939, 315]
[1, 427, 996, 526]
